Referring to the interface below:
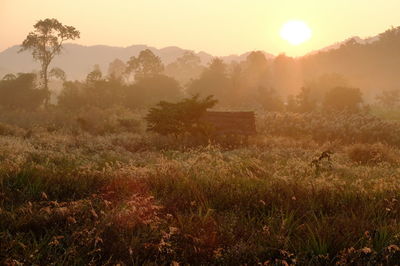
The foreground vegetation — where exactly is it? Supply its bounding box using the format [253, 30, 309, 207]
[1, 109, 400, 265]
[2, 16, 399, 265]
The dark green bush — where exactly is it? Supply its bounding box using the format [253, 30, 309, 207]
[145, 95, 217, 136]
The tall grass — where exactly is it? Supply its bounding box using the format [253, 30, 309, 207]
[1, 110, 400, 264]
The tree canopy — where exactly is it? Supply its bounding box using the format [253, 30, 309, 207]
[0, 73, 47, 110]
[126, 49, 164, 80]
[145, 95, 217, 136]
[323, 86, 363, 112]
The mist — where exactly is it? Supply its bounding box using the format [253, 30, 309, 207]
[1, 14, 400, 266]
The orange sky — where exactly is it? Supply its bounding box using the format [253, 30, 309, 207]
[1, 0, 399, 56]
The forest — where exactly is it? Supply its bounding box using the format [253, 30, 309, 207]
[1, 18, 400, 265]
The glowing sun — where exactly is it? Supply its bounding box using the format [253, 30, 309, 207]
[280, 20, 312, 45]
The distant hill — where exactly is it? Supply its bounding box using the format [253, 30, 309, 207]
[0, 44, 274, 80]
[307, 35, 380, 56]
[300, 26, 400, 101]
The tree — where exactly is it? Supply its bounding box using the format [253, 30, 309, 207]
[58, 81, 86, 109]
[124, 75, 182, 108]
[108, 59, 127, 81]
[323, 86, 363, 112]
[232, 51, 271, 106]
[296, 86, 318, 112]
[0, 73, 47, 110]
[295, 73, 349, 112]
[272, 54, 301, 96]
[207, 57, 226, 74]
[258, 87, 284, 111]
[164, 51, 204, 85]
[145, 95, 217, 137]
[19, 18, 80, 105]
[86, 65, 103, 84]
[85, 78, 125, 109]
[84, 66, 125, 109]
[286, 95, 298, 112]
[126, 49, 164, 80]
[376, 89, 400, 108]
[58, 68, 125, 110]
[187, 58, 231, 105]
[49, 67, 66, 81]
[176, 51, 202, 67]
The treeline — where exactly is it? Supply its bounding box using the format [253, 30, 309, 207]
[0, 49, 374, 113]
[58, 50, 183, 110]
[3, 26, 400, 112]
[301, 26, 400, 99]
[2, 18, 400, 114]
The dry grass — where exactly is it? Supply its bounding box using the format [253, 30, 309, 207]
[346, 143, 399, 165]
[1, 109, 400, 264]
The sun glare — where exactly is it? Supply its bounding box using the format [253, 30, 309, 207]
[280, 20, 312, 45]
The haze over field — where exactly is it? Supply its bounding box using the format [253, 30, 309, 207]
[1, 28, 400, 104]
[2, 1, 400, 265]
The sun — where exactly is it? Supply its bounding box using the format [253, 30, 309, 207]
[280, 20, 312, 45]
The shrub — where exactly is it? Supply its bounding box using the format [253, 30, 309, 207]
[0, 73, 47, 110]
[346, 143, 399, 165]
[323, 86, 363, 112]
[145, 95, 217, 137]
[75, 106, 142, 135]
[0, 122, 25, 137]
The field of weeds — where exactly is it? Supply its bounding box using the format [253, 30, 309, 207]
[1, 110, 400, 265]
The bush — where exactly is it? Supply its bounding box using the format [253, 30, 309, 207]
[323, 86, 363, 112]
[145, 95, 217, 136]
[0, 122, 25, 137]
[0, 73, 47, 110]
[75, 106, 142, 135]
[346, 143, 399, 165]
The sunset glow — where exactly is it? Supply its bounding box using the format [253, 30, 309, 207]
[1, 0, 400, 56]
[3, 0, 400, 264]
[280, 20, 312, 45]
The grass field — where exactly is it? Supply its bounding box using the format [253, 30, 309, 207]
[1, 109, 400, 265]
[371, 106, 400, 122]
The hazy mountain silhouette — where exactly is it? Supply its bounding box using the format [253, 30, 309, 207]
[0, 44, 273, 80]
[307, 35, 380, 55]
[299, 26, 400, 101]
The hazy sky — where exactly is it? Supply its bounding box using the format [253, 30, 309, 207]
[1, 0, 400, 56]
